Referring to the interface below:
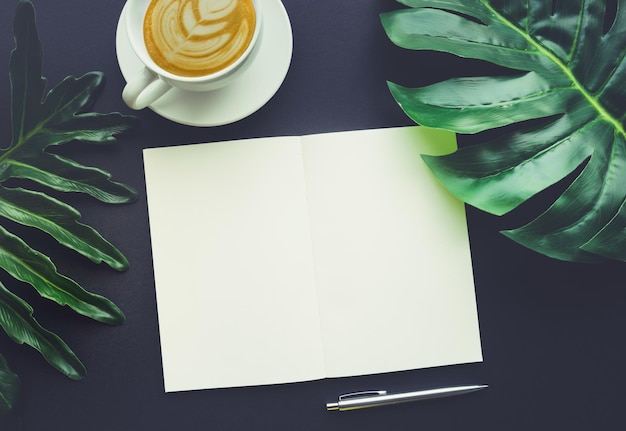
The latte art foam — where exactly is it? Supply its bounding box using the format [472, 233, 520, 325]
[144, 0, 256, 77]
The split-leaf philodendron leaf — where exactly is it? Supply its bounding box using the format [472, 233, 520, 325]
[382, 0, 626, 262]
[0, 0, 137, 410]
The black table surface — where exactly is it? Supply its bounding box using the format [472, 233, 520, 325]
[1, 1, 625, 430]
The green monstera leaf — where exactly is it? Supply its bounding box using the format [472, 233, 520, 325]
[382, 0, 626, 262]
[0, 0, 137, 410]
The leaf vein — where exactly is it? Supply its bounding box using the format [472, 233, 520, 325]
[479, 0, 625, 139]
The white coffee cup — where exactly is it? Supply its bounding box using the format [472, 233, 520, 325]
[122, 0, 262, 110]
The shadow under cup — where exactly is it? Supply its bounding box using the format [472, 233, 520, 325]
[123, 0, 262, 110]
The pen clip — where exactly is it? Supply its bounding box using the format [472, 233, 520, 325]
[339, 390, 387, 401]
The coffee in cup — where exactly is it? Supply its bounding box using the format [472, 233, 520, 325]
[143, 0, 256, 77]
[122, 0, 262, 110]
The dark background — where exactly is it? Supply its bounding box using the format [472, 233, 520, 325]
[0, 1, 625, 429]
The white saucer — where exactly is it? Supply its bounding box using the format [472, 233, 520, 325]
[116, 0, 293, 127]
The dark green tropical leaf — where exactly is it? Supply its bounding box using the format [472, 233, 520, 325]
[4, 151, 136, 203]
[0, 0, 138, 411]
[0, 280, 85, 380]
[0, 354, 19, 414]
[0, 225, 124, 325]
[0, 185, 129, 270]
[382, 0, 626, 262]
[5, 3, 137, 205]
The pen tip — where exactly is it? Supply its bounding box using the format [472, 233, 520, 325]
[326, 402, 339, 411]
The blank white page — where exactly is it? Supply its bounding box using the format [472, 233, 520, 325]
[144, 137, 325, 392]
[300, 127, 482, 377]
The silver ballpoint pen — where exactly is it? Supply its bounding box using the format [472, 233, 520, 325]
[326, 384, 488, 411]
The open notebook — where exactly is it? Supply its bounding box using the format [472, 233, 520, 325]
[143, 126, 482, 392]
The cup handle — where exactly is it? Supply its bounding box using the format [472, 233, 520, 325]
[122, 67, 172, 110]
